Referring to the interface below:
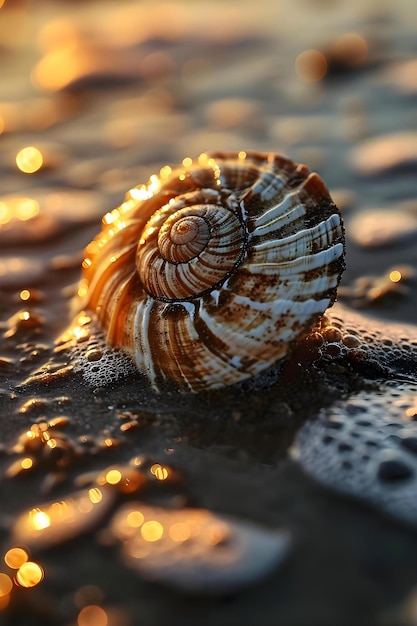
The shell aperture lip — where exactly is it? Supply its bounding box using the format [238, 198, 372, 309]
[80, 150, 345, 392]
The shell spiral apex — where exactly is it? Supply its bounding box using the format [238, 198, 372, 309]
[79, 150, 345, 392]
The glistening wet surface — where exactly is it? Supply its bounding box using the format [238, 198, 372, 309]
[1, 1, 417, 624]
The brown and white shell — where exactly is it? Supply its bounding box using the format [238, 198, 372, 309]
[79, 150, 345, 392]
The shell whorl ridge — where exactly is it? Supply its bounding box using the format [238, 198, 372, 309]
[80, 150, 345, 392]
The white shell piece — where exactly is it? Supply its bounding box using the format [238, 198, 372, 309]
[110, 503, 291, 594]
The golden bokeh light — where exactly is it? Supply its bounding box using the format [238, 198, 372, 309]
[389, 270, 402, 283]
[295, 49, 327, 82]
[0, 573, 12, 598]
[130, 175, 161, 202]
[16, 147, 44, 174]
[19, 289, 31, 301]
[16, 561, 44, 588]
[88, 487, 103, 504]
[140, 520, 164, 542]
[159, 165, 172, 179]
[4, 547, 29, 570]
[131, 456, 144, 467]
[15, 198, 39, 220]
[150, 463, 169, 480]
[105, 469, 122, 485]
[19, 311, 31, 322]
[77, 605, 108, 626]
[77, 314, 92, 326]
[0, 197, 39, 225]
[21, 457, 33, 470]
[30, 509, 51, 531]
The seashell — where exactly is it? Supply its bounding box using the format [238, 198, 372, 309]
[79, 150, 345, 392]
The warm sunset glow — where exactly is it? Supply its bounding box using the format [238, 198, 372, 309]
[141, 520, 164, 542]
[16, 147, 44, 174]
[296, 49, 327, 82]
[4, 548, 29, 570]
[16, 562, 44, 588]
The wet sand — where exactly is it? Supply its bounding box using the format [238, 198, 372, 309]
[0, 1, 417, 624]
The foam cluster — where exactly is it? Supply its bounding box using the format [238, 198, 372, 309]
[59, 313, 136, 388]
[294, 379, 417, 525]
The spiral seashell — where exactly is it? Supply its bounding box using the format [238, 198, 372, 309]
[79, 150, 345, 392]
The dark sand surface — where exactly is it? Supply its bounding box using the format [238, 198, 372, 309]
[0, 1, 417, 624]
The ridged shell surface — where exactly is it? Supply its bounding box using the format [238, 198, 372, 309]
[80, 150, 345, 392]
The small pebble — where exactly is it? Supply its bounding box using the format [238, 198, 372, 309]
[0, 257, 47, 289]
[348, 208, 417, 248]
[204, 98, 265, 131]
[0, 189, 104, 247]
[350, 133, 417, 176]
